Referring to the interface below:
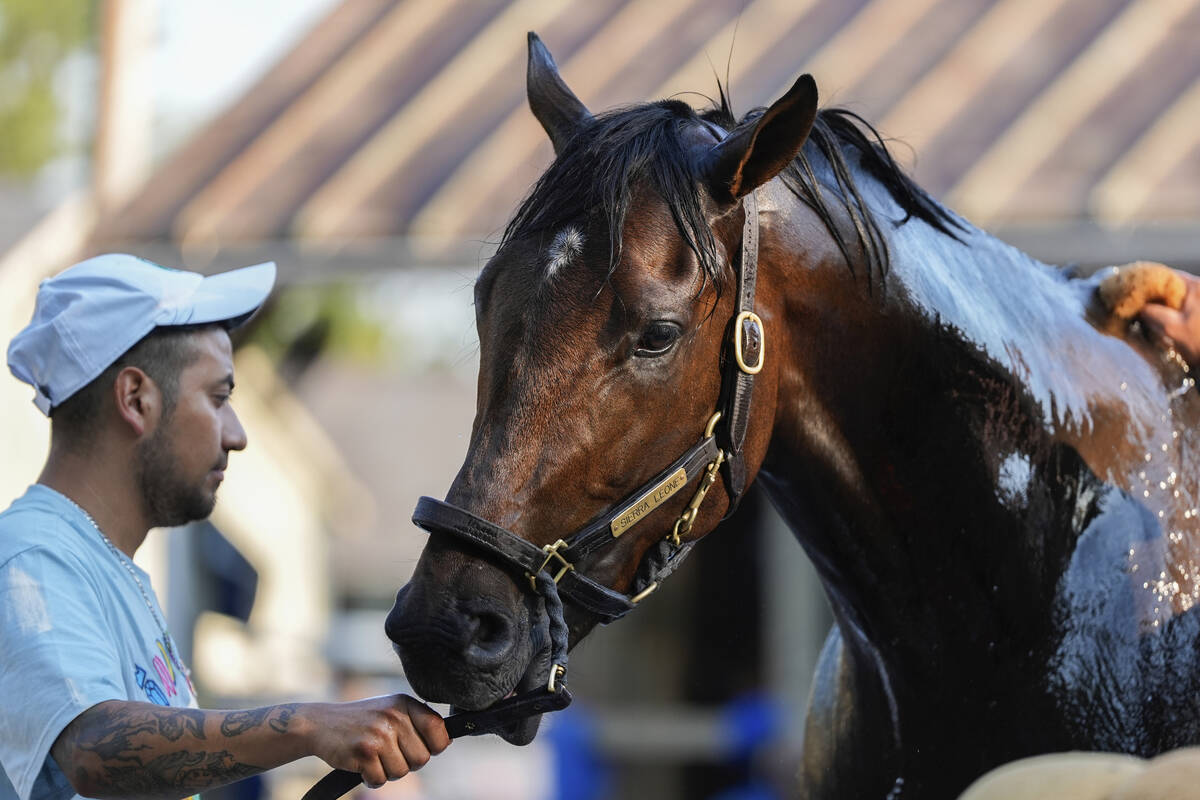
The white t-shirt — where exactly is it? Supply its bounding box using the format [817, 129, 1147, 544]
[0, 484, 197, 800]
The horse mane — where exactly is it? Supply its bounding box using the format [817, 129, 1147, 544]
[501, 92, 965, 292]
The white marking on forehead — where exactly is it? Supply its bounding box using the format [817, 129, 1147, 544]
[545, 227, 584, 280]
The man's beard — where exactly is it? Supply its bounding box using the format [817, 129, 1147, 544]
[135, 424, 217, 528]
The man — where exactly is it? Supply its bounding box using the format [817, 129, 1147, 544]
[0, 254, 449, 800]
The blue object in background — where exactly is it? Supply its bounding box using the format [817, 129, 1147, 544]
[710, 782, 777, 800]
[722, 693, 783, 760]
[548, 704, 609, 800]
[198, 524, 257, 622]
[709, 694, 786, 800]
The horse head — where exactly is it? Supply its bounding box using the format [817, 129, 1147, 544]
[385, 33, 818, 744]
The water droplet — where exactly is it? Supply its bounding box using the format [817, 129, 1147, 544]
[1159, 510, 1166, 518]
[1144, 490, 1151, 498]
[1162, 443, 1170, 452]
[1146, 453, 1154, 462]
[1121, 382, 1128, 391]
[1161, 482, 1169, 490]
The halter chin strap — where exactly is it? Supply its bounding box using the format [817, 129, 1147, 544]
[408, 190, 764, 716]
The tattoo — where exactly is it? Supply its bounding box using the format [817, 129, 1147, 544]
[57, 702, 270, 800]
[95, 750, 261, 795]
[158, 709, 206, 742]
[219, 707, 272, 737]
[74, 713, 156, 762]
[269, 704, 298, 734]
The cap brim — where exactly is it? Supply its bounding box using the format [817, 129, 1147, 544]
[181, 262, 276, 329]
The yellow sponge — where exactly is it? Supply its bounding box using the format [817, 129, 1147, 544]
[1097, 261, 1186, 321]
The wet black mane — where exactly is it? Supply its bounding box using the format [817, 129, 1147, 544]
[501, 94, 964, 289]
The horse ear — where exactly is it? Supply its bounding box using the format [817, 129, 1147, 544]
[527, 31, 592, 155]
[703, 74, 819, 203]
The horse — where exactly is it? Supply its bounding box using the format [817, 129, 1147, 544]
[384, 32, 1200, 799]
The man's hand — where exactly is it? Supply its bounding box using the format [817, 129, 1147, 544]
[300, 695, 450, 788]
[1138, 271, 1200, 369]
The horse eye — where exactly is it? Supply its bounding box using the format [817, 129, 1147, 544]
[635, 321, 682, 357]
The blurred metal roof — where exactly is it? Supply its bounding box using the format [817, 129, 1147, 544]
[90, 0, 1200, 269]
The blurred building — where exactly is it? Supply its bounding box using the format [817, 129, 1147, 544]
[3, 0, 1200, 798]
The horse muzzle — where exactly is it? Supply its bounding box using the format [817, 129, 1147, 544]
[385, 567, 540, 712]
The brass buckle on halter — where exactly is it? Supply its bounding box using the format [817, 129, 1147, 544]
[734, 311, 765, 374]
[528, 539, 574, 591]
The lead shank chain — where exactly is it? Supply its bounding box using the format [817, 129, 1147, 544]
[669, 448, 726, 548]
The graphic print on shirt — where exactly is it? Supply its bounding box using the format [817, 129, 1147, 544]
[134, 639, 187, 706]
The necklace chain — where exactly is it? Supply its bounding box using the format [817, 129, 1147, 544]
[64, 496, 195, 691]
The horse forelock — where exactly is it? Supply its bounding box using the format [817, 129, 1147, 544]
[504, 89, 971, 300]
[502, 100, 726, 291]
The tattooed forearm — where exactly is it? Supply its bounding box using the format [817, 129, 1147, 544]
[269, 704, 297, 734]
[73, 714, 156, 762]
[157, 709, 206, 742]
[220, 704, 297, 736]
[219, 707, 272, 737]
[53, 700, 306, 800]
[97, 750, 263, 796]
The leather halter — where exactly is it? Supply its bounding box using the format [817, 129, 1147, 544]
[301, 194, 764, 800]
[413, 189, 764, 676]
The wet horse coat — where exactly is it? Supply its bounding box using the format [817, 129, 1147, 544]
[386, 34, 1200, 798]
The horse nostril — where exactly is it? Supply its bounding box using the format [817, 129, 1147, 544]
[384, 585, 411, 645]
[463, 606, 515, 666]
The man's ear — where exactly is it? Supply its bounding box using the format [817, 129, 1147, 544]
[113, 367, 161, 436]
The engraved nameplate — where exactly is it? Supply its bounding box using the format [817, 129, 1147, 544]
[610, 467, 688, 538]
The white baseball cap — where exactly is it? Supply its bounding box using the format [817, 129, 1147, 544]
[7, 253, 276, 415]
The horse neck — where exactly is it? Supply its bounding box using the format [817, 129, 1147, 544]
[753, 177, 1171, 666]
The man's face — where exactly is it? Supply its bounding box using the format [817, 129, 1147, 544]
[136, 327, 247, 527]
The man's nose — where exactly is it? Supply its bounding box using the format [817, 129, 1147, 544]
[224, 407, 248, 451]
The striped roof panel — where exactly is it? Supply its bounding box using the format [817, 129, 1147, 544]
[91, 0, 1200, 266]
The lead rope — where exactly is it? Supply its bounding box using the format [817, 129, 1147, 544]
[532, 570, 571, 690]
